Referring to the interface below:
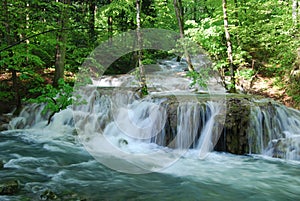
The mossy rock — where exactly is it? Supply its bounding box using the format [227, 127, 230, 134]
[40, 189, 58, 200]
[49, 190, 90, 201]
[215, 97, 252, 154]
[0, 180, 20, 195]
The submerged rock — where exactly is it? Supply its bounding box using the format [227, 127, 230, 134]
[0, 114, 12, 131]
[46, 190, 90, 201]
[0, 124, 9, 131]
[118, 138, 128, 147]
[40, 189, 58, 200]
[266, 136, 300, 160]
[0, 180, 20, 195]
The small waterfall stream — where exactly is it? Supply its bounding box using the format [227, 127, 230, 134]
[7, 58, 300, 161]
[247, 100, 300, 160]
[8, 86, 300, 161]
[2, 58, 300, 200]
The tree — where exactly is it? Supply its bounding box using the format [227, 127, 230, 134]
[2, 0, 26, 112]
[292, 0, 299, 24]
[2, 0, 21, 110]
[136, 0, 148, 96]
[222, 0, 236, 92]
[89, 0, 97, 45]
[53, 0, 71, 87]
[173, 0, 194, 72]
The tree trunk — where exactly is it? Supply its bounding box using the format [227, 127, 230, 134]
[25, 2, 30, 62]
[12, 69, 21, 113]
[53, 0, 70, 87]
[222, 0, 236, 93]
[173, 0, 194, 71]
[108, 0, 113, 45]
[136, 0, 148, 96]
[292, 0, 298, 24]
[89, 0, 96, 45]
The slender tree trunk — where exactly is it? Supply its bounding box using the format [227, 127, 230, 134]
[108, 0, 113, 45]
[173, 0, 194, 71]
[53, 0, 70, 87]
[136, 0, 148, 96]
[89, 0, 96, 45]
[222, 0, 236, 93]
[12, 69, 21, 111]
[292, 0, 298, 24]
[26, 2, 30, 62]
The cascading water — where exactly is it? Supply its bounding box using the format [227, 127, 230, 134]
[2, 58, 300, 200]
[175, 102, 203, 149]
[197, 101, 224, 159]
[6, 59, 300, 161]
[247, 100, 300, 160]
[8, 104, 47, 129]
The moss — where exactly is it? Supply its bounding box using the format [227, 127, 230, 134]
[0, 180, 20, 195]
[40, 189, 58, 200]
[222, 97, 252, 154]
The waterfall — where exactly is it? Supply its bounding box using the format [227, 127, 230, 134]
[247, 100, 300, 159]
[8, 104, 47, 129]
[7, 79, 300, 161]
[7, 88, 300, 161]
[197, 102, 223, 159]
[6, 58, 300, 162]
[175, 102, 203, 149]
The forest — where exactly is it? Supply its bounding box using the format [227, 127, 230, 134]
[1, 0, 300, 115]
[1, 1, 300, 199]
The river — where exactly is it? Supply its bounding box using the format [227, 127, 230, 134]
[1, 58, 300, 200]
[1, 127, 300, 200]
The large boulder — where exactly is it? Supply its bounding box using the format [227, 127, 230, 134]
[215, 97, 251, 154]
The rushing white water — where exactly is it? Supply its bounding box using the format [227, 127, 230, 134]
[3, 58, 300, 199]
[197, 101, 224, 159]
[1, 128, 300, 200]
[247, 100, 300, 160]
[7, 61, 300, 163]
[91, 58, 225, 94]
[175, 102, 203, 149]
[9, 90, 300, 164]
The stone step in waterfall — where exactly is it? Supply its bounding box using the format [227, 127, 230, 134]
[8, 87, 300, 161]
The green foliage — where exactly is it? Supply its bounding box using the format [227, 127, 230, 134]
[1, 0, 300, 108]
[186, 68, 209, 88]
[287, 75, 300, 107]
[0, 91, 13, 102]
[142, 50, 171, 65]
[27, 79, 75, 124]
[238, 69, 255, 80]
[287, 54, 300, 106]
[183, 0, 300, 100]
[142, 58, 155, 65]
[141, 85, 149, 96]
